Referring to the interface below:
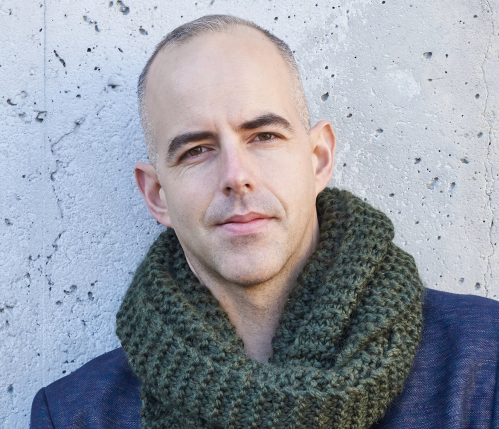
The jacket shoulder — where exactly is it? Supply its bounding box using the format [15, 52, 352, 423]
[374, 288, 499, 428]
[31, 388, 54, 428]
[31, 348, 141, 429]
[423, 287, 499, 335]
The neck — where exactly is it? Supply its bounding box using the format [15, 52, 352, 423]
[185, 217, 319, 363]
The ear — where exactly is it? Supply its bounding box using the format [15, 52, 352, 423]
[310, 120, 336, 195]
[134, 162, 173, 228]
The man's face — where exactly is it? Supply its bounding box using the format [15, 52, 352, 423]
[141, 26, 334, 287]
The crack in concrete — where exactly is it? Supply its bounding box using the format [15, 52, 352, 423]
[50, 121, 81, 154]
[42, 0, 47, 387]
[481, 0, 495, 297]
[49, 117, 85, 155]
[49, 119, 84, 222]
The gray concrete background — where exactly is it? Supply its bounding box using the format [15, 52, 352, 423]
[1, 0, 497, 426]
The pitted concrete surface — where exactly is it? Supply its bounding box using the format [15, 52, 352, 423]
[1, 0, 497, 426]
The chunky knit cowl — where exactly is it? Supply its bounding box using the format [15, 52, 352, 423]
[116, 187, 425, 429]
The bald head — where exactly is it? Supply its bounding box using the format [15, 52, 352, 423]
[138, 15, 310, 168]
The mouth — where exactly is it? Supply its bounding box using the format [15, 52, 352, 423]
[217, 212, 273, 235]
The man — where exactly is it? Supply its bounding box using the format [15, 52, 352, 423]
[31, 15, 499, 429]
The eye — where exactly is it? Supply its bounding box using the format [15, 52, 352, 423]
[256, 133, 275, 141]
[185, 146, 204, 157]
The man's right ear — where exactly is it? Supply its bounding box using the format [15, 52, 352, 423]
[134, 162, 173, 228]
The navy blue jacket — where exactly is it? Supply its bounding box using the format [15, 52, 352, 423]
[31, 288, 499, 428]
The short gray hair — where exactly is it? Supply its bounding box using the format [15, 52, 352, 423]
[138, 14, 310, 168]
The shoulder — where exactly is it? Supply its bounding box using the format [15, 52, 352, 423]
[373, 289, 499, 428]
[420, 287, 499, 364]
[44, 347, 140, 399]
[31, 348, 141, 429]
[423, 287, 499, 339]
[424, 286, 499, 313]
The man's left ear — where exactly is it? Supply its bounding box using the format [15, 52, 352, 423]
[310, 120, 336, 195]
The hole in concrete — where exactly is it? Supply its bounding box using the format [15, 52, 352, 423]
[116, 0, 130, 14]
[36, 111, 46, 122]
[426, 177, 439, 190]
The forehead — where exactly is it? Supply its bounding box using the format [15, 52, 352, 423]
[144, 26, 298, 137]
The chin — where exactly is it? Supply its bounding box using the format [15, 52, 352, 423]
[216, 251, 289, 287]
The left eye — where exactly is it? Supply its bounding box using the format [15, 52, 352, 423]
[256, 133, 274, 141]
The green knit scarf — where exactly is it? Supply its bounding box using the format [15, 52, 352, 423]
[116, 188, 424, 429]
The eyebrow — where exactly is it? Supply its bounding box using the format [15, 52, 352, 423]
[166, 131, 216, 161]
[236, 113, 293, 133]
[166, 113, 293, 162]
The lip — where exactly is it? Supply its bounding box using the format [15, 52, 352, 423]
[217, 212, 273, 235]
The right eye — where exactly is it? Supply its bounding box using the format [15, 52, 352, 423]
[186, 146, 204, 157]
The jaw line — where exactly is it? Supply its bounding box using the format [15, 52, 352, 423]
[184, 254, 205, 285]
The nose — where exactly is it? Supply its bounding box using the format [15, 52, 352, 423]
[218, 139, 256, 197]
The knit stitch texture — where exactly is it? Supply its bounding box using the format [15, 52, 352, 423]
[116, 187, 425, 429]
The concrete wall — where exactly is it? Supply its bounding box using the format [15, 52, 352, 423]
[1, 0, 497, 426]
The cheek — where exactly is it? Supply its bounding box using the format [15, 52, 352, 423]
[259, 146, 315, 202]
[165, 169, 216, 228]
